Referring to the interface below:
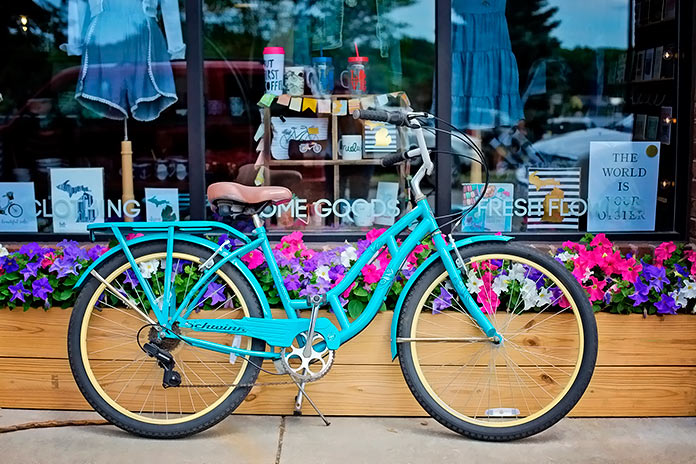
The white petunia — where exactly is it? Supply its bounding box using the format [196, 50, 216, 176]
[673, 290, 688, 308]
[537, 287, 553, 307]
[681, 280, 696, 299]
[507, 263, 528, 282]
[466, 275, 484, 294]
[522, 291, 540, 311]
[0, 245, 8, 257]
[340, 246, 357, 268]
[316, 265, 330, 281]
[556, 251, 576, 262]
[138, 259, 160, 279]
[521, 278, 538, 295]
[492, 275, 510, 295]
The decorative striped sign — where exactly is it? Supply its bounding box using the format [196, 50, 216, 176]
[364, 120, 398, 153]
[526, 167, 582, 231]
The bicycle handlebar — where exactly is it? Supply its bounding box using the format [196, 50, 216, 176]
[352, 109, 410, 127]
[380, 151, 411, 167]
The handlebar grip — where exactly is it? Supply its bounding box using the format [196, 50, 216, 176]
[380, 151, 408, 167]
[352, 109, 409, 127]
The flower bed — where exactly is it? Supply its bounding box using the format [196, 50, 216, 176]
[0, 232, 694, 316]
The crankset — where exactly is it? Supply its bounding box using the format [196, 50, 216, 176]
[275, 331, 335, 382]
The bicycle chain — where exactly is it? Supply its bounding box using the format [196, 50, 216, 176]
[174, 356, 334, 389]
[175, 379, 296, 389]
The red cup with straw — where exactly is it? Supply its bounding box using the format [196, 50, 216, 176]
[340, 43, 368, 95]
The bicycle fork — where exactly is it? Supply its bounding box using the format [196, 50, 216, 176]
[434, 233, 501, 342]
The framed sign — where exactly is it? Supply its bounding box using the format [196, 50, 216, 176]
[526, 168, 582, 231]
[461, 183, 514, 233]
[145, 188, 180, 222]
[0, 182, 38, 232]
[587, 141, 660, 232]
[50, 168, 104, 233]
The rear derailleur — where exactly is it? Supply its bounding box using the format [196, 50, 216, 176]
[142, 342, 182, 388]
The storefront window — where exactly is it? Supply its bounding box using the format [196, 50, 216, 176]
[0, 1, 189, 234]
[202, 0, 434, 233]
[450, 0, 680, 236]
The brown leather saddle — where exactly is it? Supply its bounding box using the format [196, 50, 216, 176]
[207, 182, 292, 217]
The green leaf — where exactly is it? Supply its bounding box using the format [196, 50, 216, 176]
[353, 286, 368, 297]
[347, 300, 365, 318]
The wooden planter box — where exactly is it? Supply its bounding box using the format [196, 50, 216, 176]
[1, 309, 695, 417]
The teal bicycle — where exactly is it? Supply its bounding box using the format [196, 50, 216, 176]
[67, 109, 597, 441]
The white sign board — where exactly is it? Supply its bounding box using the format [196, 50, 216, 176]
[587, 141, 660, 232]
[145, 188, 180, 222]
[50, 168, 104, 233]
[0, 182, 38, 232]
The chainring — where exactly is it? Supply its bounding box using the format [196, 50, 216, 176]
[278, 332, 335, 382]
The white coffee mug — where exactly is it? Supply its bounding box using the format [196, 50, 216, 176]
[352, 199, 374, 227]
[340, 135, 362, 161]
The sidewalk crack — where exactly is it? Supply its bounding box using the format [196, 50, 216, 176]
[275, 416, 286, 464]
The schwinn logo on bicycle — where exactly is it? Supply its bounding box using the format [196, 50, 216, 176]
[187, 322, 247, 333]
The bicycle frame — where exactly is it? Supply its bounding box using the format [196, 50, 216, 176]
[78, 196, 500, 361]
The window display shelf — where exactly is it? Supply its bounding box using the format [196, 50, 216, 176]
[266, 159, 384, 167]
[260, 93, 410, 228]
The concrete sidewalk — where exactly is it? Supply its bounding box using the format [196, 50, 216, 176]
[1, 409, 694, 464]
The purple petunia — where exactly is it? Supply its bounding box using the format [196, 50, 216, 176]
[9, 282, 29, 302]
[18, 243, 43, 259]
[32, 277, 53, 301]
[284, 274, 302, 292]
[87, 245, 107, 261]
[328, 265, 345, 282]
[3, 258, 19, 273]
[629, 278, 650, 307]
[202, 282, 226, 306]
[20, 261, 41, 281]
[49, 257, 79, 278]
[63, 244, 89, 262]
[432, 287, 452, 313]
[401, 267, 415, 280]
[655, 293, 678, 315]
[642, 262, 669, 292]
[123, 269, 140, 288]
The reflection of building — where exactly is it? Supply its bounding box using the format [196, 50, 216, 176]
[77, 191, 96, 223]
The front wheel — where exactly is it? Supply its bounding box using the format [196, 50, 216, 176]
[397, 242, 597, 441]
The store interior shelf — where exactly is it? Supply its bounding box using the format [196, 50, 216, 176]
[266, 159, 385, 167]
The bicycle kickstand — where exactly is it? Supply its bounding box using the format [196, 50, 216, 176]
[293, 377, 305, 415]
[291, 376, 330, 426]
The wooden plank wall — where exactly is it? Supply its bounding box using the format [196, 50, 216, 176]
[0, 310, 695, 416]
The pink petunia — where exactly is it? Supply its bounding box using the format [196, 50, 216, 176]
[241, 250, 264, 269]
[584, 276, 607, 302]
[40, 252, 57, 269]
[617, 256, 642, 282]
[362, 263, 383, 284]
[366, 228, 387, 243]
[125, 233, 145, 241]
[654, 241, 676, 267]
[590, 233, 612, 249]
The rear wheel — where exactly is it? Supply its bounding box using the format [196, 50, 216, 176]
[68, 241, 265, 438]
[397, 242, 597, 441]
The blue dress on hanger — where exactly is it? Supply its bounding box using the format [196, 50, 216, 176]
[62, 0, 185, 122]
[451, 0, 523, 129]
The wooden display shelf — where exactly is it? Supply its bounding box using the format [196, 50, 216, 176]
[1, 309, 695, 417]
[266, 159, 384, 167]
[261, 93, 410, 227]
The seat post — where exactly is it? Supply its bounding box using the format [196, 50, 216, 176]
[252, 214, 264, 228]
